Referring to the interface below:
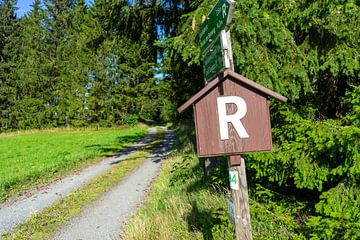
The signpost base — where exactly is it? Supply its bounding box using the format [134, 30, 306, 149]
[228, 155, 252, 240]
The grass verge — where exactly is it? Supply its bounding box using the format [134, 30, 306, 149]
[122, 124, 305, 240]
[1, 127, 164, 240]
[0, 125, 147, 202]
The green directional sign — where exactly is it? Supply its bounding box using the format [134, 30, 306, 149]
[199, 0, 234, 54]
[203, 36, 225, 82]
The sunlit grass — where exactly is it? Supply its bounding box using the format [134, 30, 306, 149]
[0, 126, 147, 202]
[122, 125, 305, 240]
[2, 128, 165, 240]
[122, 141, 235, 240]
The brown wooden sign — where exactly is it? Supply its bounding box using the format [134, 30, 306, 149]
[178, 70, 287, 157]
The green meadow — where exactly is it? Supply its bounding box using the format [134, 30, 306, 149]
[2, 128, 164, 240]
[0, 127, 147, 202]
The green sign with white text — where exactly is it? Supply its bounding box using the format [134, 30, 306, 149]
[199, 0, 234, 54]
[203, 36, 225, 82]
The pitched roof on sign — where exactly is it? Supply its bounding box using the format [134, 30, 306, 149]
[177, 69, 288, 113]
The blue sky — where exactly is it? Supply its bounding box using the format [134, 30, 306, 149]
[16, 0, 94, 17]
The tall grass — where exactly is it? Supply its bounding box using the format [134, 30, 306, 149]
[122, 124, 305, 239]
[122, 126, 235, 240]
[0, 126, 147, 202]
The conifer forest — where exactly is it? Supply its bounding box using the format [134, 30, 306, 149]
[1, 0, 359, 238]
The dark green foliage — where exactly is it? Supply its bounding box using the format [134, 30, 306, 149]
[0, 0, 17, 130]
[0, 0, 167, 131]
[249, 107, 360, 190]
[169, 154, 194, 186]
[306, 183, 360, 239]
[247, 108, 360, 237]
[230, 1, 312, 101]
[124, 114, 138, 127]
[162, 0, 360, 238]
[207, 157, 229, 188]
[250, 184, 307, 239]
[187, 203, 232, 240]
[1, 0, 359, 237]
[0, 0, 17, 61]
[344, 86, 360, 126]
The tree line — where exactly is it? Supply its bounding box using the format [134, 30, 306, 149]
[1, 0, 359, 238]
[0, 0, 178, 130]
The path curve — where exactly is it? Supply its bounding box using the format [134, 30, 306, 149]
[53, 128, 175, 240]
[0, 127, 157, 236]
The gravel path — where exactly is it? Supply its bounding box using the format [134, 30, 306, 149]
[53, 129, 175, 240]
[0, 128, 157, 237]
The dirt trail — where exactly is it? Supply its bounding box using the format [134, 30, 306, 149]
[53, 129, 175, 240]
[0, 128, 157, 236]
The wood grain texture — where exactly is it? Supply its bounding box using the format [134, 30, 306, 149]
[228, 156, 252, 240]
[229, 155, 241, 166]
[195, 78, 272, 157]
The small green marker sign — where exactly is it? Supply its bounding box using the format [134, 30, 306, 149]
[199, 0, 235, 54]
[229, 169, 239, 190]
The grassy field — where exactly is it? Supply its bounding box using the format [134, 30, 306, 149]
[2, 128, 164, 240]
[122, 124, 305, 240]
[0, 126, 147, 202]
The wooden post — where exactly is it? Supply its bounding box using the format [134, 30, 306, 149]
[204, 29, 233, 177]
[228, 155, 252, 240]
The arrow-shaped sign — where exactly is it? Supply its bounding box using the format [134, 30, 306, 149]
[199, 0, 235, 54]
[202, 30, 231, 82]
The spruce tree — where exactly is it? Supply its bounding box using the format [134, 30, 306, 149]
[51, 0, 96, 126]
[90, 0, 158, 124]
[7, 0, 51, 129]
[0, 0, 17, 130]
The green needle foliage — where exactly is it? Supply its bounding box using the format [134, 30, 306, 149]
[0, 0, 166, 131]
[0, 0, 359, 238]
[0, 0, 17, 130]
[162, 0, 360, 238]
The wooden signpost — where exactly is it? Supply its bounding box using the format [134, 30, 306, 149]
[203, 30, 233, 83]
[201, 0, 235, 83]
[199, 0, 235, 54]
[178, 70, 287, 156]
[178, 1, 288, 239]
[202, 32, 228, 82]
